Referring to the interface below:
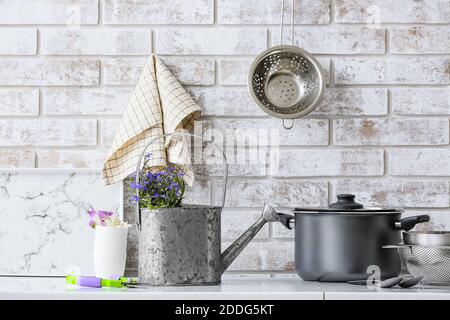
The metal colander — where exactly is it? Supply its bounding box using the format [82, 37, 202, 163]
[248, 46, 325, 120]
[384, 245, 450, 283]
[248, 0, 325, 129]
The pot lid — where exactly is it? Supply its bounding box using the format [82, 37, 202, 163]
[294, 194, 401, 213]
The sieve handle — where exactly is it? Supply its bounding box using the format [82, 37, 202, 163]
[134, 132, 228, 231]
[279, 0, 295, 46]
[282, 119, 294, 129]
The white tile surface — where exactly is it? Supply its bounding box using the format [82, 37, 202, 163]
[3, 277, 450, 300]
[0, 277, 323, 300]
[0, 171, 122, 276]
[320, 282, 450, 300]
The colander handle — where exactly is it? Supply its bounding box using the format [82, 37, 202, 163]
[282, 119, 294, 129]
[133, 132, 228, 231]
[279, 0, 295, 46]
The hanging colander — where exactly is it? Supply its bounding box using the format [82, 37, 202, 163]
[248, 0, 326, 129]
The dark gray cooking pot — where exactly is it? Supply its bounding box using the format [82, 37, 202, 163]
[276, 194, 429, 282]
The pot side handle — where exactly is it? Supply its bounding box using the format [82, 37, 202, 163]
[278, 213, 294, 230]
[395, 215, 430, 231]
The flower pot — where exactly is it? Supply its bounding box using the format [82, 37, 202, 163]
[93, 225, 129, 279]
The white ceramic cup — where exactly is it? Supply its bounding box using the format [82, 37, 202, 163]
[93, 225, 129, 279]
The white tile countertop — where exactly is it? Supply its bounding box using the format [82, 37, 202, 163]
[2, 276, 450, 300]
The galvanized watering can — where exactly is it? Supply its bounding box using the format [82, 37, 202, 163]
[134, 133, 280, 285]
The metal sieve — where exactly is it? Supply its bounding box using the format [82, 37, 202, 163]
[384, 244, 450, 283]
[248, 0, 326, 129]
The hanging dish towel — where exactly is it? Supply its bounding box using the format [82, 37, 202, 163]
[102, 54, 201, 186]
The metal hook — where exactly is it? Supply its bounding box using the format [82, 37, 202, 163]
[279, 0, 295, 46]
[282, 119, 294, 130]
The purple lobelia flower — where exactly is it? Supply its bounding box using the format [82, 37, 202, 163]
[129, 166, 186, 209]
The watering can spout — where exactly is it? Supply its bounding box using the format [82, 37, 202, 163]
[220, 203, 281, 273]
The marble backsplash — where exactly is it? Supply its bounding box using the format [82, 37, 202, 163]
[0, 171, 122, 275]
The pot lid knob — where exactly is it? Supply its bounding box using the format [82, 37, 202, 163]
[329, 194, 364, 209]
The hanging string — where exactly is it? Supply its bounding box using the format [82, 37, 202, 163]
[280, 0, 285, 45]
[291, 0, 294, 45]
[279, 0, 295, 46]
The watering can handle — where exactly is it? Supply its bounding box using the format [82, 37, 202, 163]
[134, 132, 228, 231]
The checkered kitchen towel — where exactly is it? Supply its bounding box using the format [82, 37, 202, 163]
[102, 54, 201, 186]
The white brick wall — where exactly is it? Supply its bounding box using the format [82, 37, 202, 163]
[0, 0, 449, 275]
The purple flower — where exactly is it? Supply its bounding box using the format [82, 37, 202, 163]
[129, 195, 140, 203]
[88, 219, 96, 229]
[168, 182, 179, 191]
[130, 182, 144, 190]
[87, 208, 96, 218]
[98, 211, 113, 220]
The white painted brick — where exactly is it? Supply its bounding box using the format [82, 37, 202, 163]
[0, 150, 35, 168]
[38, 150, 107, 169]
[392, 88, 450, 115]
[102, 58, 145, 86]
[0, 89, 39, 116]
[189, 87, 265, 116]
[271, 27, 385, 54]
[0, 0, 98, 24]
[218, 59, 252, 85]
[103, 0, 213, 24]
[219, 58, 330, 85]
[43, 88, 131, 115]
[160, 57, 215, 85]
[335, 179, 450, 208]
[41, 29, 151, 55]
[391, 27, 450, 54]
[182, 180, 212, 206]
[100, 119, 120, 146]
[0, 29, 36, 55]
[313, 88, 387, 116]
[335, 58, 450, 85]
[272, 149, 384, 177]
[222, 211, 269, 240]
[390, 149, 450, 176]
[193, 144, 266, 178]
[218, 0, 331, 24]
[272, 222, 295, 239]
[220, 179, 328, 208]
[213, 119, 329, 146]
[335, 0, 450, 24]
[0, 120, 97, 147]
[334, 118, 449, 146]
[223, 241, 295, 271]
[156, 28, 267, 55]
[194, 161, 266, 177]
[0, 58, 99, 86]
[103, 57, 214, 85]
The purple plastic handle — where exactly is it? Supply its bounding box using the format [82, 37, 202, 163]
[78, 276, 102, 288]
